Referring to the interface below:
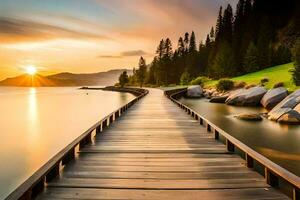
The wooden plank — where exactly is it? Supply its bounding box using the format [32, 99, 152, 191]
[37, 188, 289, 200]
[62, 171, 262, 180]
[48, 178, 269, 189]
[64, 164, 250, 173]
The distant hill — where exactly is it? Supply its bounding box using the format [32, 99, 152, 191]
[0, 69, 132, 87]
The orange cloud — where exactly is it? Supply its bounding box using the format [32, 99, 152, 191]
[0, 17, 109, 44]
[98, 50, 151, 59]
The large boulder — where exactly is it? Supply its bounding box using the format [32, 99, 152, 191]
[186, 85, 203, 98]
[268, 89, 300, 121]
[260, 87, 288, 110]
[277, 110, 300, 124]
[225, 87, 267, 106]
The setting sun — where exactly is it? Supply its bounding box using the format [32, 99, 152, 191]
[26, 66, 37, 75]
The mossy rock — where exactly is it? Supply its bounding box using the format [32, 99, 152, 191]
[235, 113, 263, 121]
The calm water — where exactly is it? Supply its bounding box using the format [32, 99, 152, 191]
[179, 97, 300, 177]
[0, 87, 135, 199]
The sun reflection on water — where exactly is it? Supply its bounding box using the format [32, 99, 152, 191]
[28, 88, 37, 123]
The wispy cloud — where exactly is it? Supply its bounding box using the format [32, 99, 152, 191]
[0, 17, 108, 44]
[98, 50, 150, 59]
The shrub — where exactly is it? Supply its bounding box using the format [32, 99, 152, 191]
[234, 81, 246, 89]
[180, 72, 191, 85]
[245, 84, 257, 89]
[216, 79, 234, 91]
[260, 77, 269, 86]
[273, 82, 284, 88]
[190, 76, 210, 86]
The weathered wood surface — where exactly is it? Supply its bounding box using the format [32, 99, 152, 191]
[37, 89, 288, 200]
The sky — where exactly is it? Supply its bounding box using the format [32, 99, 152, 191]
[0, 0, 238, 80]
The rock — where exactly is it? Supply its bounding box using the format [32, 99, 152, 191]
[260, 87, 288, 110]
[209, 96, 229, 103]
[235, 113, 263, 121]
[226, 87, 267, 106]
[268, 89, 300, 121]
[277, 110, 300, 124]
[268, 107, 292, 121]
[294, 103, 300, 113]
[225, 89, 246, 106]
[186, 85, 203, 98]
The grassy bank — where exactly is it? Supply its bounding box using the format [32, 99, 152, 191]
[205, 62, 299, 91]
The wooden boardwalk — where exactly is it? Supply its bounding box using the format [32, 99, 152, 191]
[37, 89, 288, 200]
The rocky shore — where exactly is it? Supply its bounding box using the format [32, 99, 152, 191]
[185, 85, 300, 124]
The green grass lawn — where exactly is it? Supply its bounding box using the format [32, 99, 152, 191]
[205, 62, 299, 92]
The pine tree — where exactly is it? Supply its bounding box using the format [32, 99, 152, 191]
[147, 57, 158, 85]
[136, 57, 147, 87]
[163, 38, 173, 59]
[118, 71, 129, 87]
[184, 32, 190, 51]
[189, 31, 197, 52]
[243, 42, 259, 73]
[256, 17, 272, 68]
[211, 42, 235, 78]
[156, 39, 165, 59]
[210, 27, 215, 41]
[177, 37, 185, 56]
[222, 4, 233, 43]
[292, 39, 300, 86]
[161, 38, 173, 84]
[215, 6, 223, 45]
[205, 34, 211, 47]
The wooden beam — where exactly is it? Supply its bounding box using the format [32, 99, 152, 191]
[226, 139, 235, 152]
[214, 130, 219, 140]
[265, 168, 279, 187]
[246, 154, 254, 168]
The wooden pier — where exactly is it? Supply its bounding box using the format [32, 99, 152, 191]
[34, 89, 290, 200]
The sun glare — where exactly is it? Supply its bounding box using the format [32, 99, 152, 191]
[26, 66, 37, 75]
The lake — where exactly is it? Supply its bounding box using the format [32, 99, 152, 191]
[179, 97, 300, 177]
[0, 87, 135, 199]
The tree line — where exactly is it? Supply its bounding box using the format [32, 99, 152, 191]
[119, 0, 300, 87]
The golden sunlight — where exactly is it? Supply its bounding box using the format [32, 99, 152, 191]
[26, 66, 37, 75]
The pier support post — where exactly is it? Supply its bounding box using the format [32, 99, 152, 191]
[293, 188, 299, 200]
[96, 125, 101, 135]
[200, 118, 203, 125]
[79, 132, 92, 150]
[246, 154, 254, 168]
[206, 124, 211, 132]
[214, 130, 219, 140]
[102, 119, 108, 129]
[109, 114, 114, 125]
[226, 139, 235, 152]
[62, 148, 75, 165]
[115, 111, 120, 119]
[265, 168, 279, 187]
[31, 177, 45, 198]
[46, 163, 60, 182]
[20, 190, 32, 200]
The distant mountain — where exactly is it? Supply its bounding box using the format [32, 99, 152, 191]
[0, 69, 132, 87]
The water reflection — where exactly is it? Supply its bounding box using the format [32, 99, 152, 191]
[179, 97, 300, 176]
[28, 88, 38, 126]
[0, 87, 135, 199]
